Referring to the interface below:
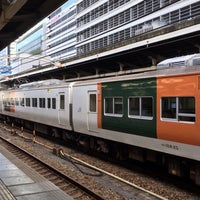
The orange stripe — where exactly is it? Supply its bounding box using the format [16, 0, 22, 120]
[97, 83, 102, 128]
[10, 92, 15, 112]
[157, 75, 200, 145]
[10, 91, 15, 98]
[10, 106, 15, 112]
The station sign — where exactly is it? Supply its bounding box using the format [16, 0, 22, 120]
[0, 66, 12, 74]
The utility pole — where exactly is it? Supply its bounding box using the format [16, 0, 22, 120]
[7, 45, 10, 66]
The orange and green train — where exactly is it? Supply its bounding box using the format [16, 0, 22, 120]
[98, 73, 200, 146]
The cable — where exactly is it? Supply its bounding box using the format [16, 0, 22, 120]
[59, 149, 103, 177]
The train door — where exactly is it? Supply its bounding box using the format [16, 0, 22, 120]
[58, 92, 66, 125]
[87, 91, 97, 131]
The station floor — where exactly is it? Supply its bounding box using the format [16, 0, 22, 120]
[0, 145, 73, 200]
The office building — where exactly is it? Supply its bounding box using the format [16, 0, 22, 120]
[45, 2, 77, 61]
[76, 0, 200, 55]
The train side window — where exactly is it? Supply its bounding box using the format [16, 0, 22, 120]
[89, 94, 96, 112]
[141, 97, 153, 117]
[32, 98, 37, 107]
[161, 97, 177, 119]
[52, 98, 56, 109]
[3, 97, 6, 105]
[105, 97, 113, 114]
[39, 98, 46, 108]
[7, 98, 10, 106]
[26, 98, 30, 107]
[128, 97, 153, 119]
[15, 98, 19, 106]
[129, 97, 139, 116]
[10, 98, 14, 106]
[114, 97, 123, 115]
[47, 98, 51, 109]
[20, 98, 24, 107]
[161, 97, 195, 122]
[178, 97, 195, 122]
[104, 97, 123, 116]
[60, 95, 65, 110]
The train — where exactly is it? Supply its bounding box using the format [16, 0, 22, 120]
[0, 53, 200, 185]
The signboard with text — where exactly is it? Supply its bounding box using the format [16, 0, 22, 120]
[0, 66, 12, 74]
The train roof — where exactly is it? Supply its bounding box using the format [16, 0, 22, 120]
[19, 79, 67, 89]
[157, 53, 200, 69]
[15, 65, 200, 89]
[72, 64, 200, 86]
[4, 53, 200, 91]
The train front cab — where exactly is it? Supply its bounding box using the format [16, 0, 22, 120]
[157, 73, 200, 185]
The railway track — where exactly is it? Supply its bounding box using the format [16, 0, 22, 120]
[0, 135, 105, 200]
[1, 123, 196, 200]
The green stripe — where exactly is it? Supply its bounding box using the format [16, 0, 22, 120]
[102, 78, 156, 138]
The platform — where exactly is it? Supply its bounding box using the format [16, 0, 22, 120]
[0, 145, 73, 200]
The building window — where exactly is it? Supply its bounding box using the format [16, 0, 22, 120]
[128, 97, 153, 119]
[161, 97, 195, 122]
[104, 97, 123, 116]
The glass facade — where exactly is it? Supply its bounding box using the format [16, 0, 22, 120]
[17, 26, 43, 55]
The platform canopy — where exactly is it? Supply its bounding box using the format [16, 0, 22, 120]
[0, 0, 68, 50]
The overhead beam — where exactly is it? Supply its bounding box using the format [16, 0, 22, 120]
[10, 12, 39, 22]
[0, 0, 27, 30]
[0, 31, 14, 39]
[0, 0, 68, 50]
[0, 0, 2, 15]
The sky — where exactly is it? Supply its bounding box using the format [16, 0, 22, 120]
[62, 0, 75, 10]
